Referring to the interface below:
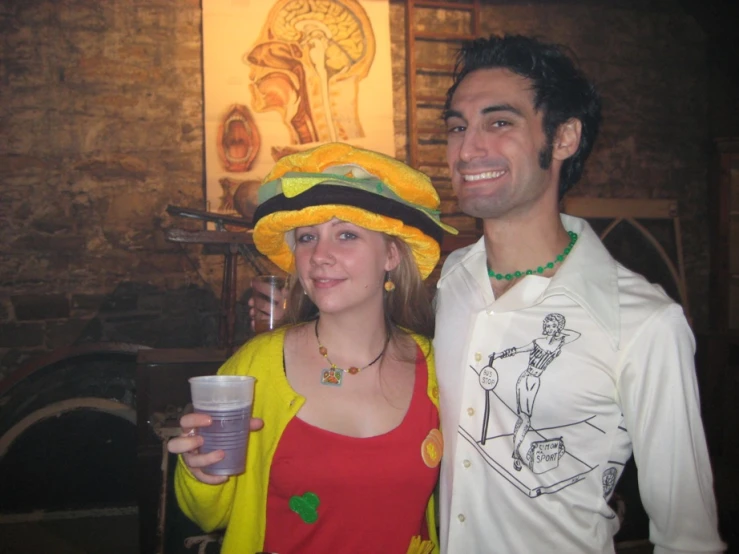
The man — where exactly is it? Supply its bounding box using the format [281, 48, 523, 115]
[433, 34, 724, 553]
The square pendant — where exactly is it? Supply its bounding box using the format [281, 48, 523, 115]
[320, 367, 343, 386]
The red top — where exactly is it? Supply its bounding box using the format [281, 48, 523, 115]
[263, 347, 440, 554]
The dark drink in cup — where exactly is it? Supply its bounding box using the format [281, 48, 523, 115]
[189, 375, 256, 477]
[252, 275, 286, 334]
[197, 405, 253, 475]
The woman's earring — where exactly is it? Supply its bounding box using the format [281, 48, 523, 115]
[384, 272, 395, 292]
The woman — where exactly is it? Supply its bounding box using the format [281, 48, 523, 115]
[167, 142, 457, 554]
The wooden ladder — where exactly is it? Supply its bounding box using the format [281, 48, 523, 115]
[405, 1, 483, 275]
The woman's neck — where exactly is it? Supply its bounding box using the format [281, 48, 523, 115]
[313, 311, 390, 363]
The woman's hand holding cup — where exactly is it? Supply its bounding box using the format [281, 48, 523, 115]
[167, 411, 265, 485]
[168, 412, 229, 484]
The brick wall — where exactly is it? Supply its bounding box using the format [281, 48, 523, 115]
[0, 0, 225, 377]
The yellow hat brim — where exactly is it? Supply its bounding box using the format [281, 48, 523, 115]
[253, 205, 441, 280]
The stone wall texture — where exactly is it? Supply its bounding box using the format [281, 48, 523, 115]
[0, 0, 733, 377]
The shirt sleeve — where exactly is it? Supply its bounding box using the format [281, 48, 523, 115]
[616, 303, 725, 553]
[173, 455, 236, 532]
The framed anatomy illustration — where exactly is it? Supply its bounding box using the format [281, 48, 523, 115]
[202, 0, 395, 221]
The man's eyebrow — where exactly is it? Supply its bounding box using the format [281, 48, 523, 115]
[442, 109, 462, 121]
[481, 104, 524, 117]
[442, 104, 524, 121]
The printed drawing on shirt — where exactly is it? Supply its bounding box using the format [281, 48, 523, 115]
[464, 312, 602, 498]
[602, 466, 618, 498]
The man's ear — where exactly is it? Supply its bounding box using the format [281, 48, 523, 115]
[552, 118, 582, 161]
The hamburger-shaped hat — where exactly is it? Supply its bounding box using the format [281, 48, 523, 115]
[252, 142, 457, 280]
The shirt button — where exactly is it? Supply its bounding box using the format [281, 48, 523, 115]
[474, 352, 482, 362]
[458, 514, 466, 522]
[467, 407, 474, 416]
[463, 459, 471, 468]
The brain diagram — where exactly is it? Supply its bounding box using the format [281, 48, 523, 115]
[245, 0, 376, 144]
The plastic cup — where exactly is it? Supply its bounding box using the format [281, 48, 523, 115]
[252, 275, 287, 334]
[188, 375, 255, 476]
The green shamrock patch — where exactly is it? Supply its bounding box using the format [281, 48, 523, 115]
[289, 492, 320, 524]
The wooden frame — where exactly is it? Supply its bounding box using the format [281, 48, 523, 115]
[711, 138, 739, 334]
[136, 349, 227, 554]
[405, 0, 481, 170]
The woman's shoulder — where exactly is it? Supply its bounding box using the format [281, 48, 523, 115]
[393, 329, 434, 374]
[398, 330, 439, 410]
[218, 325, 290, 376]
[244, 325, 290, 353]
[402, 329, 433, 354]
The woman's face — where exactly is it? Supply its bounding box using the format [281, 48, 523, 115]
[293, 219, 399, 316]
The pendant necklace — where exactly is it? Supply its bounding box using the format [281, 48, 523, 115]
[315, 320, 388, 387]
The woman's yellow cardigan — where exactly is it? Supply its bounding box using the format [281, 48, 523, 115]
[174, 326, 441, 554]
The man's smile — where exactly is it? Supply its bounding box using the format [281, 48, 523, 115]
[462, 169, 508, 182]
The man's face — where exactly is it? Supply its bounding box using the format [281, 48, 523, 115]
[445, 68, 558, 220]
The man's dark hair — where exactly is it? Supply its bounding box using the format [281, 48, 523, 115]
[444, 35, 602, 198]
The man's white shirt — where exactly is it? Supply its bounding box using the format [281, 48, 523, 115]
[434, 215, 724, 553]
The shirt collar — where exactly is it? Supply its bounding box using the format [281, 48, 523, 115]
[547, 214, 621, 349]
[438, 214, 621, 349]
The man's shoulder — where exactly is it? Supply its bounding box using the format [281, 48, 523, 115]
[613, 262, 679, 309]
[610, 263, 692, 342]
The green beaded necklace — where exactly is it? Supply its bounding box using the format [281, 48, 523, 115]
[487, 231, 578, 281]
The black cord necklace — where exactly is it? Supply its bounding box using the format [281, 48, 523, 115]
[315, 320, 388, 387]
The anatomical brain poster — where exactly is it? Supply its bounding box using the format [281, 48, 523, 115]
[202, 0, 395, 221]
